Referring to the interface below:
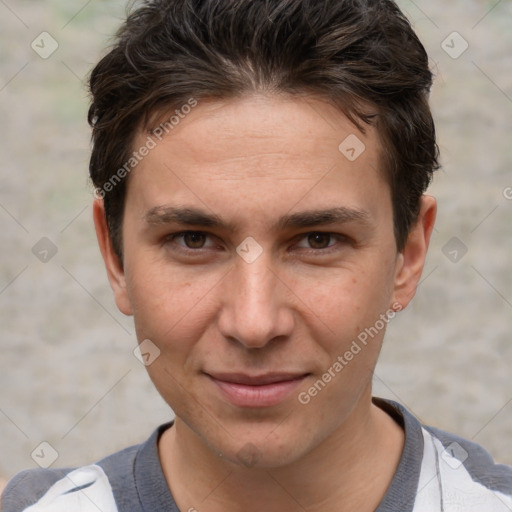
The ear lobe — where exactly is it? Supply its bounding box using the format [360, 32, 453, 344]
[92, 199, 133, 316]
[392, 195, 437, 310]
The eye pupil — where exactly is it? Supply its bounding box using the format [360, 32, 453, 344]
[308, 233, 330, 249]
[185, 232, 205, 248]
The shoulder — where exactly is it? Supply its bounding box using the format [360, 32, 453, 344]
[1, 467, 71, 511]
[425, 425, 512, 489]
[417, 425, 512, 510]
[373, 398, 512, 512]
[1, 444, 140, 512]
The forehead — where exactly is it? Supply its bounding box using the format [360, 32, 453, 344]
[143, 94, 378, 170]
[127, 93, 390, 228]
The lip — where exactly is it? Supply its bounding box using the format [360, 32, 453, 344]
[205, 372, 309, 408]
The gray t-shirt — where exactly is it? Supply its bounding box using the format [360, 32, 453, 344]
[3, 398, 512, 511]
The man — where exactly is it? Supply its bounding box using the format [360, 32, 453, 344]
[2, 0, 511, 511]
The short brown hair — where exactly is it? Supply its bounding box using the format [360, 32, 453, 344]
[88, 0, 440, 261]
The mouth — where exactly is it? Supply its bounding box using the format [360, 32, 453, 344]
[204, 372, 310, 408]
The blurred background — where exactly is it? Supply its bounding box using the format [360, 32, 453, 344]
[0, 0, 511, 487]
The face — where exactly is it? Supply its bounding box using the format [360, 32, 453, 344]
[95, 93, 432, 469]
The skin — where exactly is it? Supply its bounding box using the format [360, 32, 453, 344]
[94, 93, 436, 512]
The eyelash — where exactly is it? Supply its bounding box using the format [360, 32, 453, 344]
[163, 231, 351, 256]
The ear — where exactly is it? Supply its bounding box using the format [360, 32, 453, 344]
[93, 198, 133, 316]
[391, 195, 437, 310]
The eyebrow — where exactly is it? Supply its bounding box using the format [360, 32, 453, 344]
[144, 205, 371, 232]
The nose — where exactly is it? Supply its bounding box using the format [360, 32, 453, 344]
[217, 251, 295, 350]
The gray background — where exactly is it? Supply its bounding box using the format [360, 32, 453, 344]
[1, 0, 511, 486]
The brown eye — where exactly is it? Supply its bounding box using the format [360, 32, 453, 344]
[165, 231, 215, 252]
[294, 232, 350, 254]
[182, 232, 207, 249]
[307, 233, 332, 249]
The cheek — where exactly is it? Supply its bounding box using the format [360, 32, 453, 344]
[124, 255, 215, 352]
[288, 264, 393, 340]
[125, 264, 211, 406]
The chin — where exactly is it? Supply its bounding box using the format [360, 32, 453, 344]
[195, 418, 314, 470]
[221, 437, 305, 469]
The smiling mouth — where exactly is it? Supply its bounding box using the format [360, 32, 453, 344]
[204, 372, 310, 408]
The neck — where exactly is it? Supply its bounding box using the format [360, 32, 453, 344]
[158, 392, 404, 512]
